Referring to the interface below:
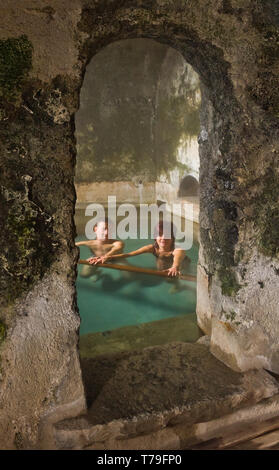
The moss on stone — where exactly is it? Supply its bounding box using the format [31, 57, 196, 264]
[221, 309, 239, 323]
[0, 35, 33, 103]
[0, 191, 56, 305]
[235, 246, 245, 264]
[249, 14, 279, 117]
[7, 210, 37, 258]
[253, 167, 279, 259]
[219, 268, 241, 297]
[0, 321, 7, 345]
[202, 201, 241, 296]
[14, 432, 24, 450]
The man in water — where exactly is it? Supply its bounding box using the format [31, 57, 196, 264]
[75, 218, 124, 281]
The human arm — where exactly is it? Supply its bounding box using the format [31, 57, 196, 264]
[89, 240, 124, 264]
[89, 244, 153, 264]
[75, 240, 91, 247]
[165, 249, 185, 277]
[106, 240, 124, 256]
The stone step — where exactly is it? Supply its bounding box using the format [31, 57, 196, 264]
[52, 342, 279, 450]
[190, 416, 279, 449]
[229, 428, 279, 450]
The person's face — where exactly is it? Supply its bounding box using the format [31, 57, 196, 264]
[156, 234, 173, 251]
[94, 221, 109, 240]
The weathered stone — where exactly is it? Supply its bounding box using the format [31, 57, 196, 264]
[55, 393, 279, 450]
[0, 274, 86, 449]
[196, 259, 212, 335]
[197, 335, 211, 347]
[76, 181, 157, 205]
[0, 0, 278, 449]
[84, 342, 279, 425]
[52, 342, 279, 449]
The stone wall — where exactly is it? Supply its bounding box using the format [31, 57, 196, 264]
[0, 0, 278, 449]
[76, 181, 156, 205]
[75, 37, 200, 205]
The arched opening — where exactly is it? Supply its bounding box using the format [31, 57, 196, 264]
[178, 175, 200, 198]
[74, 38, 201, 368]
[2, 2, 278, 450]
[69, 7, 266, 438]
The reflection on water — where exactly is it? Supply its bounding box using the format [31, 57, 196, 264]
[75, 209, 199, 335]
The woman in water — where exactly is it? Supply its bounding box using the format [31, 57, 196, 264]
[88, 221, 188, 278]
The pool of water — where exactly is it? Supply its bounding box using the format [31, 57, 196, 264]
[76, 231, 199, 336]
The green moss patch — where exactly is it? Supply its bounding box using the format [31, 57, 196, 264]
[0, 321, 7, 344]
[0, 188, 57, 305]
[253, 167, 279, 258]
[219, 268, 241, 297]
[204, 203, 241, 297]
[0, 35, 33, 103]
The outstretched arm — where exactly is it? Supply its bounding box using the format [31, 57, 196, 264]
[97, 240, 124, 261]
[165, 249, 185, 277]
[89, 244, 153, 264]
[75, 240, 90, 247]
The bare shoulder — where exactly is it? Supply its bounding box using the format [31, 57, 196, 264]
[113, 239, 124, 246]
[144, 244, 154, 252]
[85, 240, 99, 247]
[76, 239, 96, 246]
[173, 248, 185, 255]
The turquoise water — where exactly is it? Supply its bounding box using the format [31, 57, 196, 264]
[76, 236, 198, 335]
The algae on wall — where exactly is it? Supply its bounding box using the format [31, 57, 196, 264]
[1, 191, 56, 306]
[0, 35, 33, 103]
[0, 320, 6, 345]
[252, 167, 279, 259]
[0, 35, 67, 308]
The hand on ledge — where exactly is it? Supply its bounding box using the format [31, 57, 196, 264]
[163, 266, 181, 277]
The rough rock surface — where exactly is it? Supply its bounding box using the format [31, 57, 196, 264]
[86, 342, 279, 424]
[0, 0, 279, 449]
[53, 342, 279, 449]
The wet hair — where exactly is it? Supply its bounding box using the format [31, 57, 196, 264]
[93, 217, 114, 232]
[153, 220, 176, 252]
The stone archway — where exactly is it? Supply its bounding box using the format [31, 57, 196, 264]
[0, 1, 278, 449]
[178, 175, 200, 198]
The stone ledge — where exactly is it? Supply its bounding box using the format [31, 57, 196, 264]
[77, 394, 279, 450]
[53, 342, 279, 449]
[79, 313, 201, 359]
